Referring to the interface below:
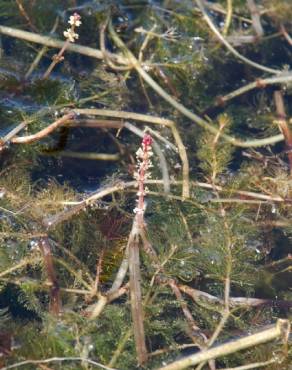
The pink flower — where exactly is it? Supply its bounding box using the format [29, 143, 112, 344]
[142, 134, 153, 147]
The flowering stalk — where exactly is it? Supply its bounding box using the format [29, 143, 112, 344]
[134, 134, 153, 228]
[127, 134, 153, 365]
[42, 13, 81, 79]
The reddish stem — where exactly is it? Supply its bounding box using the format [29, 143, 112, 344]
[38, 237, 60, 315]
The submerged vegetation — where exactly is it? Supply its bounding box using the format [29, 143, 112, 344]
[0, 0, 291, 369]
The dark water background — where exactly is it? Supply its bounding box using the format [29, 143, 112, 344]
[0, 0, 291, 368]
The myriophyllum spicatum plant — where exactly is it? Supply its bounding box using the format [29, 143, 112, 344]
[63, 13, 82, 43]
[128, 134, 153, 365]
[133, 134, 153, 225]
[42, 13, 82, 79]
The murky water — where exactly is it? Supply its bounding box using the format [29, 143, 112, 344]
[0, 1, 291, 369]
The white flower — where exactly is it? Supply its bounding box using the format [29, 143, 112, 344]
[147, 160, 153, 168]
[133, 207, 144, 214]
[135, 147, 144, 159]
[68, 16, 75, 25]
[64, 28, 79, 42]
[68, 14, 82, 27]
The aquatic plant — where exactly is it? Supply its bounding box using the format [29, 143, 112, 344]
[0, 1, 291, 369]
[42, 12, 82, 80]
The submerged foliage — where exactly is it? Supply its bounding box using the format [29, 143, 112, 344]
[0, 0, 291, 369]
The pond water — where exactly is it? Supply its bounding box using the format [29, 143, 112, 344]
[0, 1, 291, 369]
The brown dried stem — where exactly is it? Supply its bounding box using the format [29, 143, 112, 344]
[38, 237, 60, 315]
[128, 229, 147, 365]
[212, 73, 292, 110]
[25, 17, 60, 79]
[107, 21, 289, 152]
[195, 0, 279, 74]
[91, 137, 154, 365]
[43, 177, 290, 230]
[178, 284, 292, 308]
[42, 13, 82, 79]
[273, 90, 292, 174]
[126, 135, 154, 364]
[0, 121, 29, 150]
[168, 279, 207, 349]
[20, 114, 170, 193]
[222, 0, 233, 36]
[91, 248, 105, 297]
[55, 151, 119, 161]
[15, 0, 38, 32]
[0, 23, 288, 150]
[222, 358, 278, 370]
[0, 24, 128, 65]
[0, 356, 117, 370]
[158, 319, 290, 370]
[247, 0, 264, 38]
[0, 255, 42, 279]
[100, 19, 131, 71]
[87, 284, 129, 319]
[42, 38, 69, 79]
[280, 24, 292, 46]
[11, 113, 74, 144]
[73, 108, 188, 197]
